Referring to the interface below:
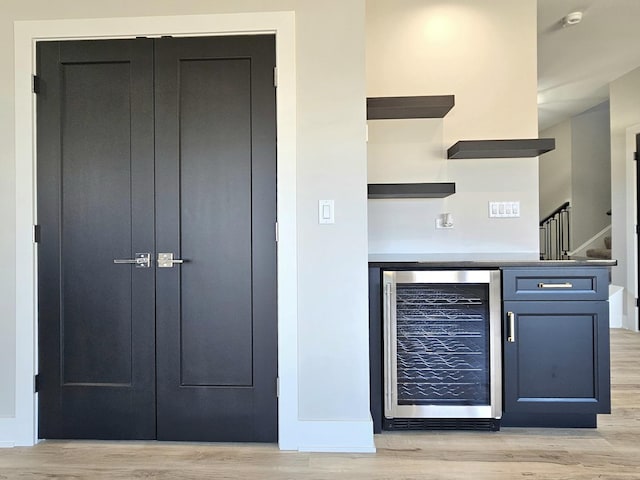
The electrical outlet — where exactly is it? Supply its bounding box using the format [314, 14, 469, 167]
[489, 201, 520, 218]
[436, 213, 454, 229]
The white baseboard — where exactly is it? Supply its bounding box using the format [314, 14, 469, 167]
[0, 416, 36, 447]
[295, 419, 376, 453]
[0, 418, 16, 447]
[621, 314, 634, 331]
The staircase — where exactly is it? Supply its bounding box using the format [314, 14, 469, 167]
[539, 202, 571, 260]
[586, 236, 612, 260]
[541, 203, 613, 261]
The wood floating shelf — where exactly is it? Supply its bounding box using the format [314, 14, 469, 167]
[367, 95, 455, 120]
[447, 138, 556, 159]
[367, 182, 456, 199]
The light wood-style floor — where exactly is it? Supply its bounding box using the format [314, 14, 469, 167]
[2, 328, 640, 479]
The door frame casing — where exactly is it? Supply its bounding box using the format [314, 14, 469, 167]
[623, 123, 640, 331]
[13, 12, 297, 448]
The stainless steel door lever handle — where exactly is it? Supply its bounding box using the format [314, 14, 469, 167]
[113, 253, 151, 268]
[157, 252, 185, 268]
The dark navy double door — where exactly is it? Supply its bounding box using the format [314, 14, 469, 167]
[37, 36, 277, 442]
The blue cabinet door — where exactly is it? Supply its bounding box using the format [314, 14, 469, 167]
[503, 301, 610, 417]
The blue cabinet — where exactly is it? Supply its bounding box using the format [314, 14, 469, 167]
[501, 267, 611, 427]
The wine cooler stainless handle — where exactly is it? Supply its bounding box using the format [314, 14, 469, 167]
[384, 283, 393, 414]
[537, 282, 573, 288]
[507, 311, 516, 343]
[113, 253, 151, 268]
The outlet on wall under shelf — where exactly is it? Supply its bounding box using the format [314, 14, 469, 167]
[436, 213, 454, 229]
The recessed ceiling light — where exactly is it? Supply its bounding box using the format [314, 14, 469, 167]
[562, 11, 583, 27]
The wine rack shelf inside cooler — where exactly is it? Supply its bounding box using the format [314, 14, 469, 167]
[395, 284, 490, 406]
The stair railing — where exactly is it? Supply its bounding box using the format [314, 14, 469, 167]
[539, 202, 570, 260]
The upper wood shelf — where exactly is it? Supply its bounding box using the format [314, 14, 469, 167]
[367, 95, 455, 120]
[447, 138, 556, 159]
[368, 182, 456, 199]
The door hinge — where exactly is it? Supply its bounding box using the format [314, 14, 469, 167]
[34, 374, 40, 393]
[273, 66, 278, 88]
[276, 377, 280, 397]
[32, 75, 40, 94]
[34, 224, 41, 243]
[636, 298, 639, 308]
[636, 224, 639, 235]
[275, 222, 279, 242]
[635, 152, 639, 161]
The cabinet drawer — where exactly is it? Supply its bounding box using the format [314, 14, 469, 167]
[502, 267, 608, 301]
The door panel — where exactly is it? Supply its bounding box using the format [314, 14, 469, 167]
[179, 58, 253, 386]
[61, 61, 135, 386]
[37, 39, 156, 439]
[154, 36, 277, 442]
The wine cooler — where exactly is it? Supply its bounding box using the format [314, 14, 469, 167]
[383, 270, 502, 430]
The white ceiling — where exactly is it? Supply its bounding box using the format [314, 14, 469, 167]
[538, 0, 640, 131]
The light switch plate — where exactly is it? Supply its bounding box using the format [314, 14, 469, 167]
[318, 200, 335, 224]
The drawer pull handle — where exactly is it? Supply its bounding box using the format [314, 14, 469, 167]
[537, 282, 573, 289]
[507, 311, 515, 343]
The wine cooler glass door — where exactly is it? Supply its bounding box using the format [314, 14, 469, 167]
[383, 270, 502, 420]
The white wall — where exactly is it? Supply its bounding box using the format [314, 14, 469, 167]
[294, 1, 371, 426]
[539, 103, 611, 252]
[539, 119, 571, 220]
[366, 0, 539, 258]
[571, 102, 611, 249]
[3, 0, 373, 452]
[610, 66, 640, 330]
